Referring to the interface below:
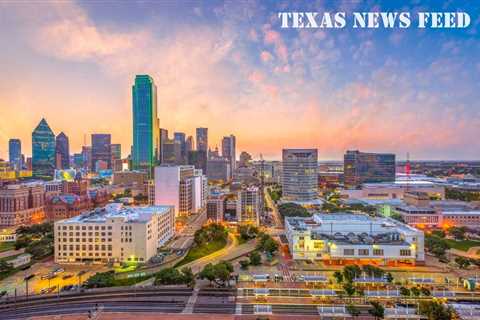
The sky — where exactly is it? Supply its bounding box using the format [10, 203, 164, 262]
[0, 0, 479, 161]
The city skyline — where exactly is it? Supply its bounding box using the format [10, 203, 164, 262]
[1, 1, 479, 161]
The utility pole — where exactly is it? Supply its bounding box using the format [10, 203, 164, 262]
[24, 274, 35, 300]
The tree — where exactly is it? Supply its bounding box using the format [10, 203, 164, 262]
[346, 304, 360, 318]
[180, 267, 195, 287]
[449, 227, 466, 240]
[455, 256, 471, 269]
[0, 260, 13, 273]
[399, 286, 410, 297]
[155, 268, 184, 285]
[410, 286, 420, 297]
[333, 271, 343, 284]
[249, 251, 262, 266]
[238, 225, 258, 241]
[84, 271, 115, 288]
[198, 263, 216, 286]
[385, 272, 394, 283]
[239, 260, 250, 270]
[420, 287, 431, 296]
[343, 282, 356, 297]
[278, 203, 311, 218]
[418, 300, 456, 320]
[368, 301, 385, 320]
[343, 265, 361, 283]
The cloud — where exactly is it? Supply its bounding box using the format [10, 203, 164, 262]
[260, 50, 274, 62]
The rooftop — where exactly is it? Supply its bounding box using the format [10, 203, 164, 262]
[59, 203, 173, 224]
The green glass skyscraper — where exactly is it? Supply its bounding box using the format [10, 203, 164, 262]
[132, 75, 159, 174]
[32, 118, 56, 177]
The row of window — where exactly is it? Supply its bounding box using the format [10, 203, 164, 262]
[59, 244, 112, 251]
[59, 225, 112, 231]
[58, 238, 112, 243]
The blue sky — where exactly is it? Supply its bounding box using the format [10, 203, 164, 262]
[0, 0, 479, 160]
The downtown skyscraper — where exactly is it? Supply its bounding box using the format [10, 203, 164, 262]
[282, 149, 318, 202]
[91, 134, 111, 171]
[8, 138, 22, 170]
[32, 118, 56, 177]
[222, 134, 236, 178]
[55, 132, 70, 169]
[132, 75, 159, 174]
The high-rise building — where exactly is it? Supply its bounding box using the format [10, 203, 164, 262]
[8, 139, 21, 170]
[196, 128, 208, 152]
[162, 139, 182, 165]
[185, 136, 194, 154]
[132, 75, 159, 173]
[207, 157, 231, 182]
[32, 119, 56, 177]
[91, 134, 111, 171]
[55, 132, 70, 169]
[282, 149, 318, 201]
[174, 132, 186, 164]
[239, 151, 252, 168]
[344, 150, 396, 188]
[159, 128, 168, 164]
[237, 186, 261, 226]
[221, 135, 236, 178]
[111, 144, 122, 171]
[188, 150, 207, 175]
[81, 146, 92, 171]
[154, 165, 207, 217]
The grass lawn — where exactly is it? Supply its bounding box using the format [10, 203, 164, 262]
[175, 238, 227, 267]
[0, 242, 15, 253]
[445, 239, 480, 251]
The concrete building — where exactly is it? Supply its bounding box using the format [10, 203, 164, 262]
[46, 194, 91, 222]
[207, 157, 231, 182]
[0, 183, 45, 227]
[54, 203, 174, 264]
[237, 186, 261, 226]
[340, 181, 445, 200]
[344, 150, 395, 188]
[221, 135, 236, 178]
[196, 128, 208, 153]
[154, 165, 207, 217]
[286, 213, 424, 266]
[91, 134, 111, 171]
[282, 149, 318, 202]
[207, 191, 226, 222]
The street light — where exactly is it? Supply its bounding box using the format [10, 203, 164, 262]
[77, 270, 87, 290]
[24, 274, 35, 300]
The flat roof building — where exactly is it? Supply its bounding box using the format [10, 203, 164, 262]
[54, 203, 174, 264]
[285, 213, 424, 266]
[282, 149, 318, 201]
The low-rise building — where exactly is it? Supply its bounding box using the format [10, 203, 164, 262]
[341, 181, 445, 200]
[7, 253, 32, 268]
[285, 213, 424, 266]
[207, 191, 226, 222]
[54, 203, 175, 264]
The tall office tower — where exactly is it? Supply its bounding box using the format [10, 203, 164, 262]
[91, 134, 111, 171]
[344, 150, 396, 188]
[111, 143, 122, 171]
[282, 149, 318, 201]
[32, 118, 56, 177]
[154, 165, 207, 217]
[174, 132, 186, 164]
[185, 136, 193, 154]
[188, 150, 207, 174]
[55, 132, 70, 169]
[237, 186, 261, 226]
[132, 75, 159, 174]
[159, 128, 168, 163]
[162, 139, 182, 165]
[221, 135, 236, 178]
[196, 128, 208, 152]
[8, 139, 21, 170]
[81, 146, 92, 171]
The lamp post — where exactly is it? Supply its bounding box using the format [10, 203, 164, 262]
[77, 270, 87, 290]
[24, 274, 35, 300]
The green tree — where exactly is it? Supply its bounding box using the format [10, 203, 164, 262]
[346, 304, 360, 318]
[385, 272, 394, 283]
[449, 226, 466, 240]
[343, 265, 361, 283]
[278, 203, 310, 218]
[399, 286, 410, 297]
[239, 260, 250, 270]
[180, 267, 195, 287]
[455, 256, 471, 269]
[0, 260, 13, 273]
[249, 251, 262, 266]
[418, 300, 456, 320]
[343, 282, 356, 297]
[198, 263, 216, 286]
[410, 287, 420, 297]
[420, 287, 431, 296]
[333, 271, 343, 284]
[368, 301, 385, 320]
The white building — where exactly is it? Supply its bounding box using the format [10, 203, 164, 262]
[285, 213, 424, 266]
[237, 186, 261, 226]
[340, 180, 445, 200]
[7, 253, 32, 268]
[282, 149, 318, 202]
[154, 165, 207, 217]
[54, 203, 175, 264]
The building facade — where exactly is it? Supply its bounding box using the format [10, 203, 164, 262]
[285, 213, 424, 266]
[344, 150, 396, 188]
[196, 128, 208, 153]
[55, 132, 70, 169]
[237, 186, 261, 226]
[207, 157, 231, 182]
[54, 203, 175, 264]
[91, 134, 111, 171]
[154, 165, 207, 217]
[282, 149, 318, 202]
[221, 135, 236, 178]
[132, 75, 159, 173]
[8, 139, 22, 170]
[0, 183, 46, 227]
[32, 119, 56, 177]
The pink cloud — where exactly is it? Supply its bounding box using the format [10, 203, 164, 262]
[260, 50, 273, 62]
